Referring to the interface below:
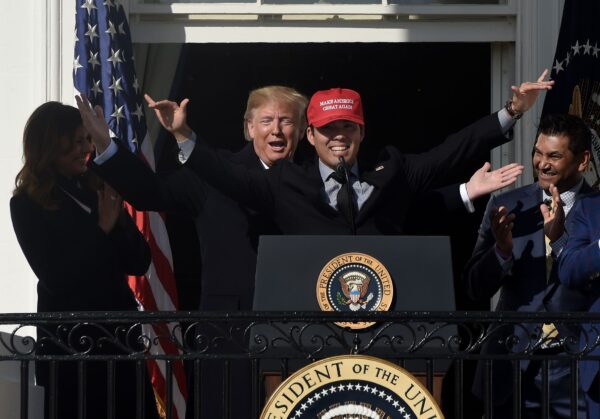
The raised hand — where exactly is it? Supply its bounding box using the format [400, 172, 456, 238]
[97, 183, 123, 234]
[465, 162, 524, 200]
[491, 206, 515, 258]
[75, 94, 112, 154]
[511, 69, 554, 114]
[541, 183, 565, 242]
[144, 94, 192, 142]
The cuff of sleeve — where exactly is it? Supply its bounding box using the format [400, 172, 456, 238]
[459, 183, 475, 213]
[494, 245, 513, 274]
[177, 131, 197, 164]
[549, 233, 568, 257]
[497, 108, 517, 135]
[93, 140, 118, 165]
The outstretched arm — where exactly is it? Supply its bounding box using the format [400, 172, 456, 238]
[465, 162, 523, 201]
[144, 94, 193, 142]
[407, 162, 522, 237]
[509, 69, 554, 114]
[77, 94, 206, 215]
[403, 70, 551, 194]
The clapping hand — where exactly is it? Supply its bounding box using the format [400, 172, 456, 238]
[75, 94, 112, 154]
[541, 184, 565, 242]
[491, 206, 515, 259]
[97, 183, 123, 234]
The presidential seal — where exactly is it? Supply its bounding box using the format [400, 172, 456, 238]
[261, 355, 443, 419]
[316, 252, 393, 329]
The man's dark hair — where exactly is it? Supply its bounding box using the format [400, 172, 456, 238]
[537, 113, 592, 156]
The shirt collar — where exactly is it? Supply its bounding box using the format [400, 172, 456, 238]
[541, 178, 583, 211]
[318, 159, 359, 182]
[259, 159, 270, 170]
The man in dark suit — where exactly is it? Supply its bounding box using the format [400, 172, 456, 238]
[88, 85, 308, 419]
[558, 176, 600, 418]
[94, 86, 309, 311]
[81, 71, 550, 236]
[464, 114, 594, 417]
[146, 76, 548, 236]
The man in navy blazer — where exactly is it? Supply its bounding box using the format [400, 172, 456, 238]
[558, 179, 600, 418]
[464, 114, 594, 417]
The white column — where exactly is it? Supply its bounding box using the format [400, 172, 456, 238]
[513, 0, 564, 186]
[0, 1, 46, 318]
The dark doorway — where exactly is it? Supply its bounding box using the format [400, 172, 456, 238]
[162, 42, 493, 312]
[172, 42, 491, 171]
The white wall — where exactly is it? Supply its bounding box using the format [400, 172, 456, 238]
[0, 0, 75, 317]
[0, 1, 46, 316]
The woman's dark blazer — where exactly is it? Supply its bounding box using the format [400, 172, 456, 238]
[10, 184, 148, 313]
[10, 181, 157, 419]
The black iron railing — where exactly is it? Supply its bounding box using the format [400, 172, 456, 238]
[1, 311, 599, 419]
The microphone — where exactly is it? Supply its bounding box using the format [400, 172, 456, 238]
[337, 157, 356, 235]
[335, 157, 348, 184]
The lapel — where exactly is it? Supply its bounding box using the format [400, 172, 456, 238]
[56, 175, 98, 218]
[356, 155, 397, 222]
[231, 142, 264, 171]
[306, 159, 340, 217]
[541, 180, 592, 306]
[519, 182, 543, 213]
[577, 180, 594, 200]
[516, 180, 592, 241]
[511, 182, 545, 246]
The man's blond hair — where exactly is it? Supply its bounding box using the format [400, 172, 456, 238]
[243, 86, 308, 141]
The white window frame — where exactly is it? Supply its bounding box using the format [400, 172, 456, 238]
[58, 0, 564, 185]
[126, 0, 518, 44]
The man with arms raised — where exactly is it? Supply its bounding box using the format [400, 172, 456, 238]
[80, 73, 550, 239]
[89, 85, 308, 419]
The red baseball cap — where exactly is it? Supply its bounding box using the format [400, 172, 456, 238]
[307, 88, 364, 128]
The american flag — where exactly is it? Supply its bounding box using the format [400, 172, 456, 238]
[542, 0, 600, 186]
[74, 1, 187, 418]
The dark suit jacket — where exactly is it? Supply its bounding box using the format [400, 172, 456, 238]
[184, 113, 508, 235]
[559, 191, 600, 392]
[91, 142, 278, 310]
[10, 179, 156, 419]
[10, 181, 147, 313]
[464, 181, 595, 403]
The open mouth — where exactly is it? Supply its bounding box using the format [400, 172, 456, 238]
[267, 140, 287, 152]
[537, 170, 559, 184]
[330, 144, 350, 154]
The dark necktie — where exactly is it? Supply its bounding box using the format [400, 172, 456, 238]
[330, 171, 357, 230]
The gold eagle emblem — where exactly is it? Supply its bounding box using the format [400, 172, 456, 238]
[339, 271, 373, 311]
